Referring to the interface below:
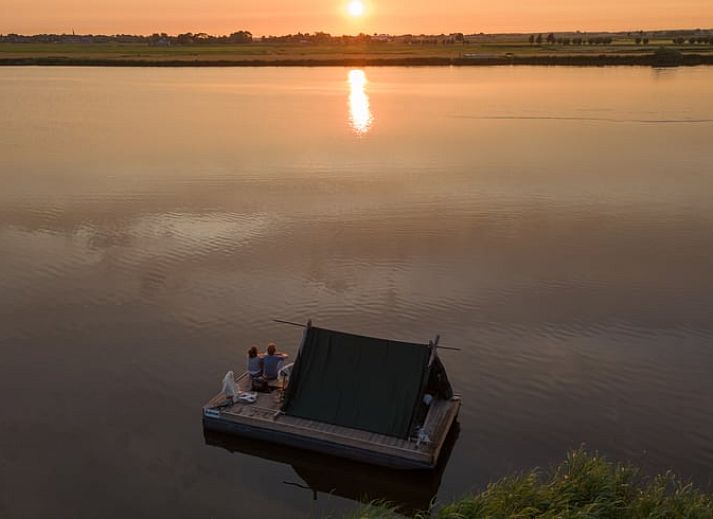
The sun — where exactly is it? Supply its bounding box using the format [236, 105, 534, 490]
[347, 0, 365, 17]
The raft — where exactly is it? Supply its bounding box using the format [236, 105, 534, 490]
[202, 322, 461, 470]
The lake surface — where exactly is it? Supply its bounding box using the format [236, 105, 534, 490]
[1, 65, 713, 518]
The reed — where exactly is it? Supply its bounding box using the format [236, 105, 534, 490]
[349, 449, 713, 518]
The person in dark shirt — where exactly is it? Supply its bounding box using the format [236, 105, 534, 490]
[246, 346, 263, 377]
[262, 343, 288, 380]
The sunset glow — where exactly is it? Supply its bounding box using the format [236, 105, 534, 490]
[347, 0, 365, 18]
[3, 0, 713, 35]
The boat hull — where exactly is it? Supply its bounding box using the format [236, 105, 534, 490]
[202, 398, 460, 470]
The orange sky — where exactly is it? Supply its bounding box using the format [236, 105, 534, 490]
[3, 0, 712, 35]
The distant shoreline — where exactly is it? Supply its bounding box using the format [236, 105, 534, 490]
[3, 39, 713, 68]
[2, 54, 713, 67]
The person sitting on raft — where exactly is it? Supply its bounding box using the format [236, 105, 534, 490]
[247, 346, 263, 378]
[262, 343, 288, 381]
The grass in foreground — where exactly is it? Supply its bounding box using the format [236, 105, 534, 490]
[347, 449, 713, 518]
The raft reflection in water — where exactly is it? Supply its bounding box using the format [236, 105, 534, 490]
[203, 423, 459, 515]
[348, 69, 373, 135]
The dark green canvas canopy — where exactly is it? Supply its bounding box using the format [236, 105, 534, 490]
[282, 326, 443, 439]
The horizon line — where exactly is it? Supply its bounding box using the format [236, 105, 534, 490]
[3, 26, 713, 39]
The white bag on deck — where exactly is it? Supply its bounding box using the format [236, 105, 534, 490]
[222, 371, 238, 402]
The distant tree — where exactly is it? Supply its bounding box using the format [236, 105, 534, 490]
[643, 38, 650, 45]
[588, 36, 613, 46]
[536, 34, 543, 45]
[546, 33, 556, 44]
[312, 31, 331, 44]
[176, 32, 194, 45]
[635, 37, 642, 45]
[193, 32, 210, 44]
[529, 34, 535, 45]
[224, 31, 252, 44]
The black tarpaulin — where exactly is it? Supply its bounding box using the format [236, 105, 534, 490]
[282, 327, 432, 439]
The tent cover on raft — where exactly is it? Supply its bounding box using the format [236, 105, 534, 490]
[281, 326, 453, 439]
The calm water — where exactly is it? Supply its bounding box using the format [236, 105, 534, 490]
[1, 66, 713, 518]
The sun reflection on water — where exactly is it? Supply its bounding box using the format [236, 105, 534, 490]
[348, 69, 373, 135]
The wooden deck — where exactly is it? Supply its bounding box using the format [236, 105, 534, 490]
[203, 372, 460, 469]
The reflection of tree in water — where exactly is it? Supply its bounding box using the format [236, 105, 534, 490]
[204, 423, 459, 516]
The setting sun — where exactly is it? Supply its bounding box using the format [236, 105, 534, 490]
[347, 0, 365, 17]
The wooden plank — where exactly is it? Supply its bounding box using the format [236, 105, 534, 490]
[427, 399, 461, 464]
[216, 407, 430, 463]
[279, 414, 403, 448]
[203, 416, 432, 470]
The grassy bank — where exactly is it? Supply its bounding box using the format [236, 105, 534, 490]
[348, 450, 713, 518]
[1, 42, 712, 67]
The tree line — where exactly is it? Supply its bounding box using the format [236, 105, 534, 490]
[154, 31, 253, 45]
[527, 33, 713, 46]
[0, 30, 470, 46]
[260, 32, 373, 44]
[0, 31, 253, 45]
[3, 30, 713, 47]
[672, 36, 713, 45]
[528, 34, 614, 46]
[259, 32, 468, 45]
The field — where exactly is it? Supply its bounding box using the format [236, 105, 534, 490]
[2, 40, 713, 66]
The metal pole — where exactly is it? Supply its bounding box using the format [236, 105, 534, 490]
[273, 319, 307, 328]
